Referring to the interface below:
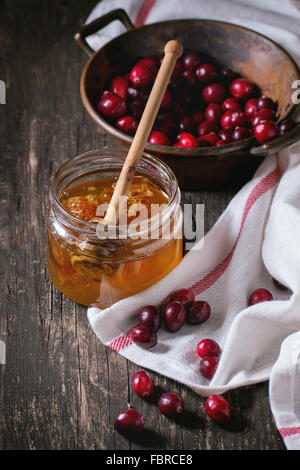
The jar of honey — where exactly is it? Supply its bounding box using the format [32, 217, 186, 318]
[47, 149, 183, 308]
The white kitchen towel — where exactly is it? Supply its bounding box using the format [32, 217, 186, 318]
[86, 0, 300, 449]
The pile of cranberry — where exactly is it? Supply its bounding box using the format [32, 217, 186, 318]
[97, 50, 295, 148]
[114, 286, 274, 436]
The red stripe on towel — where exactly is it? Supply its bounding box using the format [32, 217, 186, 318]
[135, 0, 156, 27]
[108, 168, 279, 352]
[279, 426, 300, 438]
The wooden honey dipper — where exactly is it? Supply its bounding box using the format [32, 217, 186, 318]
[98, 40, 183, 227]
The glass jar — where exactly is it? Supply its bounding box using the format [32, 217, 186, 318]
[47, 149, 182, 308]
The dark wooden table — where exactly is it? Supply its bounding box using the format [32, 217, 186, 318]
[0, 0, 285, 450]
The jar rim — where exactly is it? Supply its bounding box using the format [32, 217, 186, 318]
[49, 148, 180, 237]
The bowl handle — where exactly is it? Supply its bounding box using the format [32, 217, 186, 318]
[74, 8, 134, 57]
[250, 122, 300, 157]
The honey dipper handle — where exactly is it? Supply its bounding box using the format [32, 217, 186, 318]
[103, 40, 183, 225]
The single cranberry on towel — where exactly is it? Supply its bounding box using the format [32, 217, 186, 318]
[139, 305, 162, 332]
[131, 325, 157, 349]
[205, 395, 231, 423]
[132, 370, 154, 398]
[171, 288, 195, 306]
[248, 288, 273, 305]
[164, 301, 186, 332]
[114, 409, 144, 434]
[158, 393, 184, 416]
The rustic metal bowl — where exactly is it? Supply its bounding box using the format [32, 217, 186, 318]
[75, 9, 300, 190]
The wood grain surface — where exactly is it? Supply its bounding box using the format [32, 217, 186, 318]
[0, 0, 285, 450]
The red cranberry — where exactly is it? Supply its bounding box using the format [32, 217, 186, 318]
[114, 409, 144, 434]
[245, 98, 258, 117]
[136, 57, 157, 76]
[167, 288, 195, 308]
[188, 301, 211, 324]
[231, 126, 251, 142]
[161, 89, 172, 109]
[254, 121, 278, 144]
[132, 370, 154, 398]
[221, 110, 234, 129]
[222, 97, 241, 112]
[97, 91, 126, 118]
[251, 109, 276, 127]
[164, 301, 186, 332]
[192, 110, 205, 124]
[110, 76, 129, 100]
[203, 83, 227, 103]
[179, 133, 199, 148]
[218, 128, 232, 141]
[199, 132, 218, 146]
[230, 78, 254, 99]
[116, 115, 138, 135]
[183, 51, 202, 70]
[131, 325, 157, 349]
[205, 103, 223, 122]
[197, 120, 218, 136]
[248, 288, 273, 305]
[205, 395, 231, 423]
[130, 64, 152, 87]
[168, 289, 194, 309]
[221, 68, 238, 83]
[170, 59, 183, 79]
[158, 393, 184, 416]
[196, 63, 219, 83]
[139, 305, 162, 333]
[130, 100, 144, 118]
[279, 119, 295, 134]
[128, 87, 139, 100]
[148, 130, 171, 146]
[200, 355, 219, 379]
[257, 96, 276, 111]
[230, 111, 249, 128]
[166, 286, 195, 308]
[179, 117, 196, 133]
[197, 339, 221, 358]
[182, 69, 198, 87]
